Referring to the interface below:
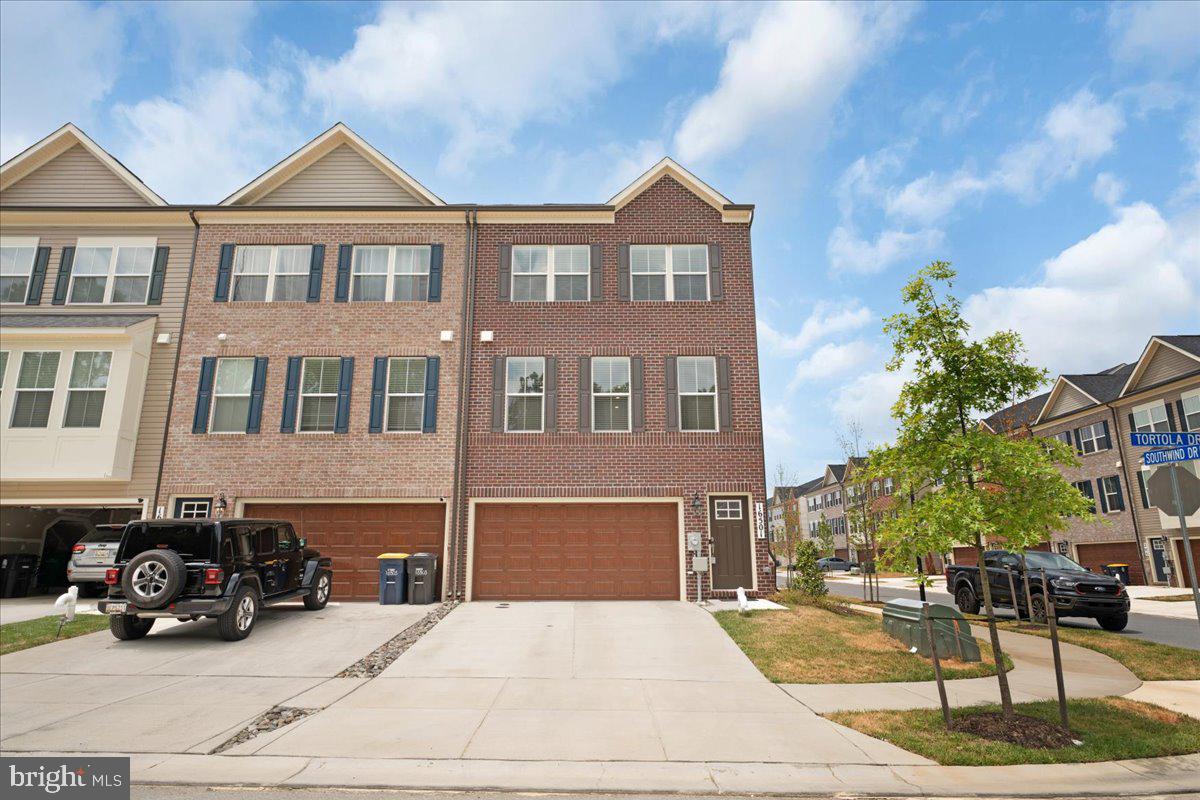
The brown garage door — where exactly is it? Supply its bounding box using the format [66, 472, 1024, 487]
[1076, 541, 1145, 585]
[472, 502, 679, 600]
[245, 502, 445, 601]
[1175, 539, 1200, 588]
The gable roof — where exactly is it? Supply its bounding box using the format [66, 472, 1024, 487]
[221, 123, 444, 207]
[0, 123, 166, 206]
[1035, 363, 1134, 424]
[608, 157, 744, 218]
[1120, 335, 1200, 396]
[826, 463, 847, 483]
[796, 476, 825, 495]
[982, 391, 1050, 433]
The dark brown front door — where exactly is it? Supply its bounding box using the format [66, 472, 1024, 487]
[710, 496, 752, 590]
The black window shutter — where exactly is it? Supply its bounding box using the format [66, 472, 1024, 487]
[1178, 400, 1190, 432]
[1111, 475, 1125, 511]
[498, 244, 511, 301]
[306, 244, 325, 303]
[708, 243, 723, 300]
[428, 244, 443, 302]
[1100, 419, 1111, 450]
[334, 357, 354, 434]
[717, 355, 732, 430]
[1097, 479, 1108, 513]
[1165, 402, 1177, 431]
[617, 244, 630, 301]
[631, 356, 644, 432]
[544, 357, 557, 433]
[1072, 427, 1082, 453]
[423, 356, 440, 433]
[491, 357, 506, 432]
[589, 244, 602, 300]
[369, 357, 387, 434]
[247, 357, 268, 433]
[147, 246, 169, 305]
[665, 356, 678, 430]
[578, 356, 591, 432]
[51, 246, 75, 305]
[1128, 413, 1137, 433]
[192, 357, 217, 433]
[335, 245, 353, 302]
[1137, 471, 1150, 508]
[25, 246, 50, 304]
[214, 244, 234, 301]
[280, 357, 302, 433]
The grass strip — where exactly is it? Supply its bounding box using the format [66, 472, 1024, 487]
[0, 614, 110, 656]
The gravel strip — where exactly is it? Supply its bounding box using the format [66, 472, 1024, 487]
[336, 601, 458, 678]
[211, 707, 317, 754]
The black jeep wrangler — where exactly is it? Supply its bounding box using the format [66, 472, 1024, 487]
[98, 518, 333, 641]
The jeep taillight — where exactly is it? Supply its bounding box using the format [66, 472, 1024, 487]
[104, 568, 120, 585]
[72, 544, 86, 554]
[204, 568, 224, 585]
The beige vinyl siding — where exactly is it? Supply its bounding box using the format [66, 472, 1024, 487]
[1046, 383, 1094, 418]
[0, 146, 151, 207]
[252, 145, 427, 206]
[1129, 346, 1200, 393]
[0, 224, 194, 505]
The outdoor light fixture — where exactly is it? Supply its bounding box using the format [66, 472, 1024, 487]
[215, 494, 228, 515]
[691, 492, 702, 513]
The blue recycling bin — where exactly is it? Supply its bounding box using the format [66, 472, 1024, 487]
[377, 553, 410, 604]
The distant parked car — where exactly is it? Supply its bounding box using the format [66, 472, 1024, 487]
[817, 556, 859, 572]
[67, 524, 125, 596]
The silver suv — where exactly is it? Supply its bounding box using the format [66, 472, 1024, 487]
[67, 524, 125, 596]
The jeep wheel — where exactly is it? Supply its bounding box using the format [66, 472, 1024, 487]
[109, 615, 155, 641]
[1098, 612, 1128, 632]
[218, 586, 259, 641]
[304, 571, 331, 610]
[1029, 593, 1048, 624]
[121, 550, 186, 609]
[955, 585, 981, 616]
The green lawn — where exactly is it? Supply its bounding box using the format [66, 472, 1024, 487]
[829, 697, 1200, 766]
[0, 614, 110, 656]
[1143, 594, 1195, 602]
[716, 601, 1008, 683]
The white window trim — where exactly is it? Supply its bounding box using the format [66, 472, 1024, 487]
[630, 244, 709, 302]
[209, 357, 255, 434]
[69, 237, 157, 306]
[0, 350, 8, 394]
[10, 350, 62, 429]
[1077, 421, 1107, 454]
[385, 357, 426, 434]
[591, 356, 631, 433]
[504, 356, 545, 433]
[298, 357, 340, 434]
[1131, 399, 1169, 433]
[714, 498, 743, 519]
[63, 350, 112, 429]
[1100, 476, 1122, 514]
[677, 355, 718, 432]
[1182, 388, 1200, 430]
[0, 236, 39, 306]
[351, 245, 431, 303]
[511, 245, 590, 303]
[232, 244, 311, 303]
[177, 499, 211, 519]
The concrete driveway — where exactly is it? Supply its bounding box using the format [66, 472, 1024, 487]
[0, 602, 430, 754]
[246, 601, 928, 765]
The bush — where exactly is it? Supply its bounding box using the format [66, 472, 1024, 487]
[792, 540, 829, 598]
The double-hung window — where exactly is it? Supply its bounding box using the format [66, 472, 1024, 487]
[883, 477, 894, 495]
[232, 245, 311, 302]
[1076, 421, 1109, 454]
[386, 357, 426, 432]
[1072, 480, 1095, 514]
[591, 356, 630, 432]
[351, 246, 431, 301]
[70, 240, 155, 304]
[511, 245, 589, 302]
[505, 356, 544, 432]
[1099, 475, 1123, 513]
[630, 245, 708, 301]
[0, 239, 37, 304]
[1132, 401, 1171, 433]
[1182, 389, 1200, 432]
[299, 357, 341, 432]
[63, 351, 111, 428]
[1053, 430, 1073, 447]
[211, 358, 255, 433]
[677, 356, 717, 431]
[11, 351, 60, 428]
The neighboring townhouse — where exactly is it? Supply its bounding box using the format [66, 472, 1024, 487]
[767, 484, 798, 543]
[460, 160, 767, 601]
[0, 125, 195, 589]
[805, 464, 849, 558]
[156, 124, 466, 601]
[767, 477, 819, 563]
[793, 476, 823, 543]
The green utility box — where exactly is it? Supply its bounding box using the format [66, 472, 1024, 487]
[882, 599, 981, 662]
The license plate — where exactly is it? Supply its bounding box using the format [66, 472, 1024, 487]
[105, 603, 128, 615]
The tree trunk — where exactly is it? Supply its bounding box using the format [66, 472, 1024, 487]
[975, 532, 1015, 717]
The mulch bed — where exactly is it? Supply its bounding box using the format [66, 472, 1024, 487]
[952, 712, 1075, 749]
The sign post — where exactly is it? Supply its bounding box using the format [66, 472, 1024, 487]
[1135, 432, 1200, 628]
[1167, 464, 1200, 626]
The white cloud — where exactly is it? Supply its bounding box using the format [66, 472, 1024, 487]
[1108, 1, 1200, 73]
[1092, 173, 1125, 207]
[673, 1, 915, 162]
[762, 402, 798, 447]
[885, 169, 990, 225]
[830, 365, 912, 443]
[826, 225, 944, 274]
[787, 340, 875, 390]
[538, 139, 666, 202]
[0, 0, 123, 159]
[150, 1, 258, 73]
[758, 300, 872, 355]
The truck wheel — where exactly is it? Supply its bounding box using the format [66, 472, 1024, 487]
[1098, 613, 1128, 632]
[109, 615, 155, 641]
[218, 586, 259, 641]
[955, 585, 980, 615]
[303, 571, 331, 610]
[1029, 594, 1048, 624]
[121, 549, 186, 609]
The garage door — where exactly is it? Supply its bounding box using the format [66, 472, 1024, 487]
[245, 503, 445, 601]
[472, 502, 679, 600]
[1175, 539, 1200, 588]
[1076, 541, 1145, 585]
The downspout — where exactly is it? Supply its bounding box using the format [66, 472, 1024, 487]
[1106, 401, 1147, 580]
[150, 209, 201, 518]
[447, 208, 478, 600]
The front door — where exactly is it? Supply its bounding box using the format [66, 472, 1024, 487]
[1150, 538, 1170, 583]
[710, 496, 753, 591]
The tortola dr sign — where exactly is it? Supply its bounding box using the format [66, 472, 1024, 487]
[1131, 431, 1200, 448]
[1143, 445, 1200, 466]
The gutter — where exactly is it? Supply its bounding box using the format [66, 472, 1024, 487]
[447, 208, 479, 599]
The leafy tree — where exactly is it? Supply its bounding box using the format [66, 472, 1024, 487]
[867, 262, 1094, 719]
[814, 513, 835, 556]
[792, 540, 829, 598]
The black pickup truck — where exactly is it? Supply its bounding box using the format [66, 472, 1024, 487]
[945, 549, 1130, 631]
[98, 519, 333, 641]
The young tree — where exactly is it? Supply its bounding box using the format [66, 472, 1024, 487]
[814, 513, 835, 557]
[772, 464, 805, 586]
[793, 540, 829, 598]
[867, 263, 1093, 719]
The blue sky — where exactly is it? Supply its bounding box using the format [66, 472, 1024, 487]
[2, 1, 1198, 484]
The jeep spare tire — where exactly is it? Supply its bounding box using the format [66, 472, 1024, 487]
[121, 549, 187, 608]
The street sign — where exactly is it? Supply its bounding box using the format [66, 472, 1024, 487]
[1131, 431, 1200, 448]
[1143, 445, 1200, 466]
[1147, 465, 1200, 518]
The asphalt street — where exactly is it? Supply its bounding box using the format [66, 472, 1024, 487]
[131, 789, 1172, 800]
